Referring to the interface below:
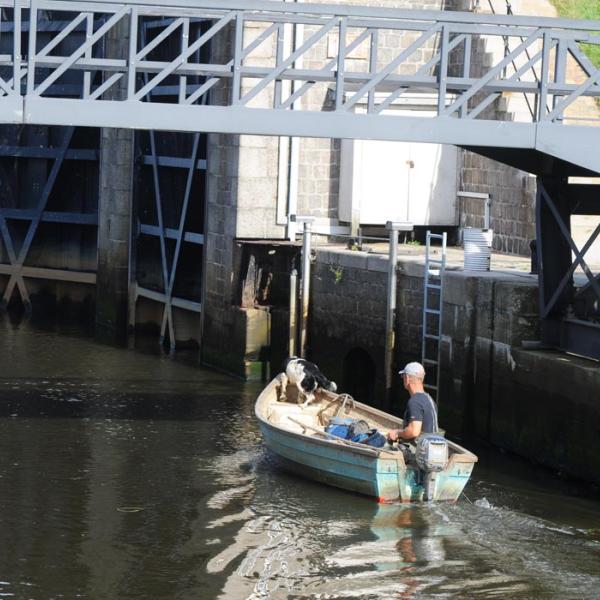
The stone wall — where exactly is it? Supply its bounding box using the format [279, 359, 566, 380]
[310, 249, 389, 403]
[440, 270, 600, 483]
[309, 249, 435, 408]
[309, 249, 445, 409]
[459, 151, 537, 256]
[310, 247, 600, 485]
[295, 0, 467, 221]
[202, 0, 544, 380]
[202, 18, 287, 374]
[96, 18, 134, 343]
[202, 0, 472, 375]
[439, 271, 540, 436]
[456, 12, 537, 257]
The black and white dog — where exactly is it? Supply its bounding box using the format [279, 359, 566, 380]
[279, 357, 337, 408]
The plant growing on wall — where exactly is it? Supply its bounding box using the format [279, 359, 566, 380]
[329, 265, 344, 284]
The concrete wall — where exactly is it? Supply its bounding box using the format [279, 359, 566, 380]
[309, 248, 600, 485]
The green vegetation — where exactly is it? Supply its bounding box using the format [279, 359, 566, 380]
[550, 0, 600, 68]
[329, 265, 344, 284]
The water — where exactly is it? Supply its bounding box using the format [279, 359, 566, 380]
[1, 316, 600, 599]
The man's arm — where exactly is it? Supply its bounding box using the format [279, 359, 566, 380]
[388, 419, 422, 442]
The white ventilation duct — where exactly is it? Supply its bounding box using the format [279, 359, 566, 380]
[463, 228, 493, 271]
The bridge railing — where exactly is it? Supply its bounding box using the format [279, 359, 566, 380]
[0, 0, 599, 131]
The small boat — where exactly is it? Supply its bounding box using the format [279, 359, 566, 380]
[255, 375, 478, 503]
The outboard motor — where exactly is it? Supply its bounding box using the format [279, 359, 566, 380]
[415, 434, 449, 502]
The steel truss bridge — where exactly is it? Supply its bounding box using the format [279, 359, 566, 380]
[0, 0, 600, 356]
[0, 0, 599, 172]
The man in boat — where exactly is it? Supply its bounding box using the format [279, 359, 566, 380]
[387, 362, 438, 443]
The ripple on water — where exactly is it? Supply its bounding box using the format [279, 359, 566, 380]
[2, 317, 600, 600]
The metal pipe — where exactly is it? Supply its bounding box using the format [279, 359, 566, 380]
[287, 15, 303, 242]
[385, 223, 399, 398]
[276, 136, 290, 227]
[276, 0, 294, 230]
[299, 220, 313, 358]
[385, 221, 413, 400]
[275, 0, 302, 240]
[289, 268, 298, 356]
[288, 135, 300, 241]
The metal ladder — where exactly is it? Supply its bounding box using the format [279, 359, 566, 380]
[421, 231, 447, 400]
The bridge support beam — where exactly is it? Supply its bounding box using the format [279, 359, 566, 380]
[95, 17, 134, 343]
[536, 177, 600, 359]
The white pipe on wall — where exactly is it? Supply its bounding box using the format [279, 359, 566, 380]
[275, 0, 302, 240]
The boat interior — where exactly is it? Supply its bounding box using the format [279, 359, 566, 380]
[259, 376, 476, 462]
[267, 385, 399, 435]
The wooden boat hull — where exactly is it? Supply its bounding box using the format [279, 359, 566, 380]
[256, 377, 477, 503]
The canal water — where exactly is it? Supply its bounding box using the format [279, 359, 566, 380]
[1, 315, 600, 600]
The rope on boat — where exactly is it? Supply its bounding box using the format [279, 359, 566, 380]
[335, 393, 355, 417]
[316, 393, 356, 426]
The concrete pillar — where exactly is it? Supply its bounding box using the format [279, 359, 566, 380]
[96, 16, 134, 343]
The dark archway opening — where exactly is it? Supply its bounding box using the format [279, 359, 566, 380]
[342, 348, 376, 406]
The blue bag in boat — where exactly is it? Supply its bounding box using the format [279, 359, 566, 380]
[325, 417, 356, 439]
[351, 428, 387, 448]
[326, 417, 371, 440]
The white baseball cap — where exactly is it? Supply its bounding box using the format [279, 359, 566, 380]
[399, 362, 425, 378]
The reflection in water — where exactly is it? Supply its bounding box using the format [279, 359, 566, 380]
[209, 456, 600, 599]
[1, 316, 600, 599]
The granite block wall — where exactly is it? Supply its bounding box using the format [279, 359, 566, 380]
[309, 249, 600, 486]
[202, 0, 471, 375]
[295, 0, 467, 220]
[459, 152, 537, 257]
[456, 13, 538, 257]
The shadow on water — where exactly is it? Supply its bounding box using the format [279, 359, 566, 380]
[1, 315, 600, 599]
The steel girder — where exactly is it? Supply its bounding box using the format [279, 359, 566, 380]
[536, 178, 600, 360]
[0, 126, 101, 309]
[129, 128, 204, 349]
[0, 13, 103, 309]
[126, 18, 205, 349]
[0, 0, 598, 174]
[0, 10, 206, 328]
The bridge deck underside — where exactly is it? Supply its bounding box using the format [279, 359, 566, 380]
[0, 99, 593, 177]
[0, 1, 598, 177]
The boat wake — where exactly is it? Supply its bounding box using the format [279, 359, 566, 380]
[199, 427, 600, 599]
[206, 473, 600, 599]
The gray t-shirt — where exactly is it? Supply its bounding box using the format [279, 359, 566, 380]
[403, 392, 438, 433]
